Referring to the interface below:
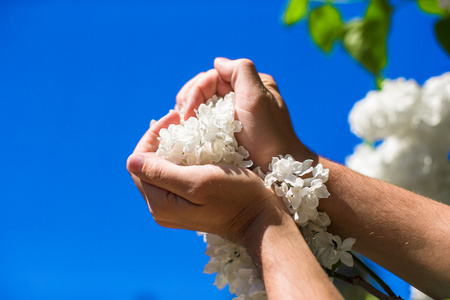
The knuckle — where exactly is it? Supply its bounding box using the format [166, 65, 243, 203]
[204, 68, 216, 76]
[176, 89, 187, 104]
[185, 178, 207, 199]
[175, 92, 183, 104]
[144, 163, 165, 183]
[176, 72, 206, 100]
[184, 167, 216, 200]
[237, 58, 255, 70]
[260, 73, 275, 84]
[149, 190, 174, 221]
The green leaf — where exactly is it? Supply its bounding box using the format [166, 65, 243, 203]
[435, 17, 450, 55]
[343, 0, 392, 75]
[417, 0, 447, 15]
[283, 0, 309, 25]
[308, 5, 344, 52]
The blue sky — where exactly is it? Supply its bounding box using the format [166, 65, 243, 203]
[0, 1, 448, 299]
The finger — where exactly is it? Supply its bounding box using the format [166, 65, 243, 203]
[183, 69, 234, 120]
[134, 110, 181, 154]
[183, 69, 219, 119]
[259, 73, 284, 107]
[127, 153, 207, 203]
[128, 110, 180, 198]
[177, 69, 234, 120]
[214, 57, 267, 106]
[216, 75, 233, 97]
[141, 182, 201, 230]
[175, 72, 204, 114]
[259, 73, 280, 93]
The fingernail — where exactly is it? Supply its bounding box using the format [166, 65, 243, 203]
[127, 154, 145, 174]
[149, 119, 157, 128]
[215, 57, 230, 64]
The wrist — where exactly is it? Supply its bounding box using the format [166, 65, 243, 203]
[239, 192, 343, 300]
[240, 194, 298, 266]
[288, 139, 318, 163]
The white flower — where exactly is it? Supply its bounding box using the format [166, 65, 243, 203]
[310, 179, 330, 200]
[347, 73, 450, 205]
[420, 72, 450, 131]
[349, 78, 421, 142]
[289, 179, 329, 226]
[333, 236, 356, 267]
[268, 156, 298, 184]
[266, 155, 313, 185]
[313, 233, 355, 268]
[314, 232, 338, 268]
[157, 92, 252, 168]
[312, 211, 332, 228]
[286, 178, 305, 209]
[437, 0, 450, 12]
[265, 156, 329, 226]
[313, 163, 329, 183]
[263, 154, 346, 264]
[293, 200, 318, 226]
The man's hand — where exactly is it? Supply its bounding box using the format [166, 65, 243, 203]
[127, 110, 181, 198]
[128, 152, 287, 245]
[126, 107, 342, 300]
[175, 57, 315, 170]
[126, 108, 288, 244]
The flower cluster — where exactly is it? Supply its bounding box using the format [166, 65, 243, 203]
[261, 155, 355, 269]
[156, 92, 355, 299]
[347, 73, 450, 204]
[156, 92, 252, 168]
[438, 0, 450, 12]
[348, 78, 421, 142]
[202, 233, 266, 300]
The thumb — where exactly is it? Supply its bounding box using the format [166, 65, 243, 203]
[214, 58, 267, 101]
[127, 153, 198, 201]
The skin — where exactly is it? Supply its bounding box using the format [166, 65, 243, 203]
[127, 58, 450, 299]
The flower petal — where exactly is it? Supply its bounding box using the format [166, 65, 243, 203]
[340, 251, 354, 267]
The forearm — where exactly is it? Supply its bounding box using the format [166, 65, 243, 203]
[244, 205, 343, 300]
[317, 158, 450, 298]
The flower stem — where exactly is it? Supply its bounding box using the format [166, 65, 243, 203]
[325, 269, 403, 300]
[350, 252, 397, 298]
[375, 73, 384, 90]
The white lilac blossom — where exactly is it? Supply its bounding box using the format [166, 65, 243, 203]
[438, 0, 450, 12]
[347, 73, 450, 205]
[202, 233, 266, 299]
[264, 155, 355, 269]
[157, 92, 252, 168]
[347, 73, 450, 300]
[348, 78, 421, 142]
[157, 92, 355, 299]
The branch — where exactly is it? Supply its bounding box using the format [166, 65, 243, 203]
[326, 269, 404, 300]
[350, 252, 397, 298]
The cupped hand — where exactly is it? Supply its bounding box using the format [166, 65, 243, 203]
[175, 57, 315, 170]
[128, 109, 181, 198]
[127, 152, 287, 245]
[127, 109, 288, 244]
